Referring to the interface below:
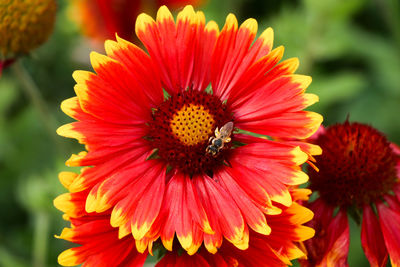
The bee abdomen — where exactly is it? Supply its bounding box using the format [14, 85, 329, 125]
[207, 145, 219, 155]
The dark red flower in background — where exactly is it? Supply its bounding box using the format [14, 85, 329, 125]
[301, 121, 400, 267]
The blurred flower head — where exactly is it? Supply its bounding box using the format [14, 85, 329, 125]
[0, 0, 56, 59]
[70, 0, 205, 44]
[301, 121, 400, 267]
[55, 4, 322, 266]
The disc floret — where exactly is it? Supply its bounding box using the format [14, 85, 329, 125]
[148, 89, 233, 175]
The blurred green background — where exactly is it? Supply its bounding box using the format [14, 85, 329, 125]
[0, 0, 399, 266]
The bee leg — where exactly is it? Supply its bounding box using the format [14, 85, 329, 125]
[224, 137, 231, 143]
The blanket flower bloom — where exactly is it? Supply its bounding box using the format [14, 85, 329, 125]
[0, 0, 56, 72]
[300, 121, 400, 267]
[56, 4, 322, 265]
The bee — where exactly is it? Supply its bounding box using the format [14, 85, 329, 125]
[206, 122, 234, 157]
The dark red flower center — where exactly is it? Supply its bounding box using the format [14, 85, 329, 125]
[309, 121, 398, 208]
[147, 89, 233, 176]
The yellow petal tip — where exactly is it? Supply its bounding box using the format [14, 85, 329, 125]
[259, 27, 274, 49]
[205, 20, 219, 34]
[303, 93, 319, 107]
[53, 193, 72, 213]
[72, 70, 92, 84]
[58, 249, 80, 266]
[84, 192, 97, 213]
[162, 236, 174, 251]
[131, 222, 150, 240]
[156, 5, 173, 22]
[57, 124, 84, 141]
[135, 13, 155, 35]
[254, 222, 272, 235]
[241, 18, 258, 35]
[60, 97, 79, 118]
[110, 207, 125, 227]
[292, 146, 309, 165]
[291, 74, 312, 89]
[225, 14, 238, 31]
[178, 234, 193, 251]
[58, 172, 78, 189]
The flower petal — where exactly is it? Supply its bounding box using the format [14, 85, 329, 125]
[57, 214, 147, 267]
[212, 15, 257, 100]
[54, 190, 89, 218]
[85, 159, 159, 213]
[301, 200, 349, 267]
[234, 74, 322, 139]
[194, 176, 246, 252]
[130, 168, 165, 240]
[66, 143, 151, 192]
[73, 52, 152, 124]
[225, 46, 284, 107]
[216, 170, 271, 235]
[361, 204, 388, 267]
[160, 172, 211, 254]
[377, 201, 400, 266]
[105, 163, 166, 240]
[136, 6, 216, 93]
[104, 36, 163, 105]
[226, 141, 310, 208]
[233, 75, 313, 120]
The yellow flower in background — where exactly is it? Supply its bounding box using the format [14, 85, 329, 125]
[0, 0, 57, 59]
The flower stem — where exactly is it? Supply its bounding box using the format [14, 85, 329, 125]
[11, 60, 63, 152]
[33, 211, 49, 267]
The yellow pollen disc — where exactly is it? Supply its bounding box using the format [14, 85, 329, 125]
[170, 104, 215, 146]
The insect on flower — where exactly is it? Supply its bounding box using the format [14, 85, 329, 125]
[206, 121, 234, 156]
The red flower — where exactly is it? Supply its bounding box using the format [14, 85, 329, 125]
[56, 5, 322, 265]
[300, 121, 400, 267]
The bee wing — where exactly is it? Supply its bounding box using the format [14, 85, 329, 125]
[220, 122, 234, 137]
